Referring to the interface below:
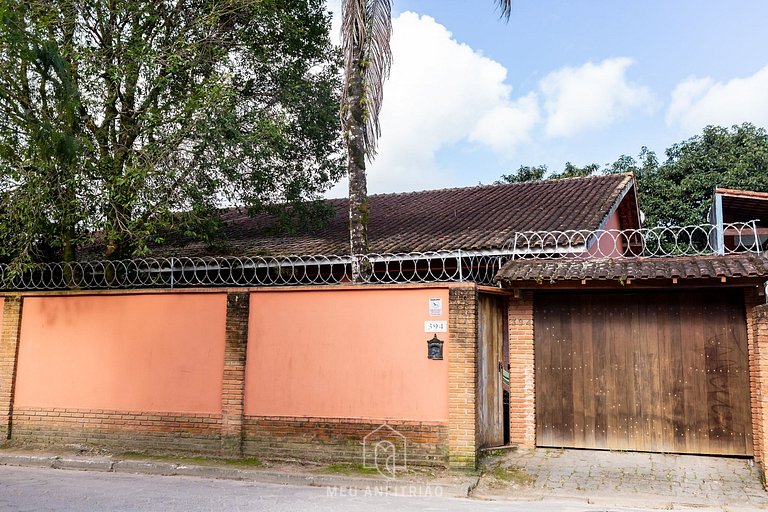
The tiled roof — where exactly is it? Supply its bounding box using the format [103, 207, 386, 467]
[716, 187, 768, 226]
[495, 253, 768, 283]
[156, 174, 634, 257]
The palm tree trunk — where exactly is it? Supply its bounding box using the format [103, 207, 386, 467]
[340, 0, 509, 283]
[345, 43, 370, 281]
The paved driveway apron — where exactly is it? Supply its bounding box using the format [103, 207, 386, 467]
[477, 448, 768, 509]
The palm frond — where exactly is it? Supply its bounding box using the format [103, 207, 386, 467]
[341, 0, 392, 160]
[496, 0, 512, 21]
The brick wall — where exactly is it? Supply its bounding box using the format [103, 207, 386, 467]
[2, 287, 456, 465]
[447, 285, 478, 469]
[243, 416, 447, 466]
[746, 288, 762, 462]
[11, 407, 222, 453]
[0, 296, 21, 440]
[508, 292, 535, 447]
[750, 296, 768, 486]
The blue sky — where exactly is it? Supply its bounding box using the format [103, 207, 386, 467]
[326, 1, 768, 196]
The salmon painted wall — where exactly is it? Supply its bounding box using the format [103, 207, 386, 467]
[245, 288, 450, 422]
[14, 293, 227, 414]
[587, 209, 624, 257]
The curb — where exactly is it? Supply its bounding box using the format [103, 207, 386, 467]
[52, 457, 115, 472]
[0, 453, 475, 499]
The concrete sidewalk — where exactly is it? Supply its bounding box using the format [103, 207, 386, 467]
[474, 448, 768, 510]
[2, 447, 767, 510]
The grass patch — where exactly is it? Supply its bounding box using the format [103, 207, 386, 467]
[222, 457, 262, 468]
[320, 463, 380, 476]
[481, 449, 508, 458]
[489, 465, 535, 486]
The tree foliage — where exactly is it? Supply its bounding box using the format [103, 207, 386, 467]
[498, 124, 768, 227]
[497, 161, 599, 184]
[497, 165, 546, 184]
[636, 124, 768, 227]
[0, 0, 343, 263]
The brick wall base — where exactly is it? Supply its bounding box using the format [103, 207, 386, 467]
[9, 408, 449, 466]
[10, 407, 223, 454]
[243, 416, 448, 466]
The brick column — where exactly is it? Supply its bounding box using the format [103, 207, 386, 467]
[508, 291, 535, 448]
[746, 288, 761, 463]
[0, 296, 23, 440]
[221, 292, 249, 455]
[749, 288, 768, 491]
[448, 285, 478, 469]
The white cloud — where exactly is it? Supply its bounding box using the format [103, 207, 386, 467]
[540, 57, 655, 138]
[667, 65, 768, 132]
[469, 93, 541, 155]
[365, 11, 540, 192]
[324, 3, 654, 195]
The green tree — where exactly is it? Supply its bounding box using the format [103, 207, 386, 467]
[341, 0, 512, 280]
[553, 161, 600, 179]
[498, 123, 768, 228]
[496, 161, 599, 184]
[497, 165, 547, 184]
[0, 0, 343, 263]
[645, 123, 768, 227]
[611, 125, 768, 227]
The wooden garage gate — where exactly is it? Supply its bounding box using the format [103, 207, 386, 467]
[535, 290, 752, 456]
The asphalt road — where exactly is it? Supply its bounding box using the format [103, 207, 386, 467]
[0, 465, 674, 512]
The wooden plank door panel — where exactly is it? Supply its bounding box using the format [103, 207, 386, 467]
[534, 290, 752, 456]
[477, 295, 505, 448]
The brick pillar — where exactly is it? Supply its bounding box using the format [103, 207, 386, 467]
[508, 291, 535, 448]
[448, 285, 478, 469]
[746, 288, 761, 463]
[749, 289, 768, 490]
[0, 296, 23, 440]
[221, 292, 249, 455]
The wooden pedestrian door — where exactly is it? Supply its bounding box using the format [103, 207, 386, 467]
[477, 294, 506, 448]
[535, 290, 752, 456]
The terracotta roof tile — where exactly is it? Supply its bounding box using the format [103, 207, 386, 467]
[496, 253, 768, 283]
[156, 174, 633, 257]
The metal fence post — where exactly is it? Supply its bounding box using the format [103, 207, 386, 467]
[715, 193, 725, 255]
[457, 249, 463, 282]
[753, 220, 761, 256]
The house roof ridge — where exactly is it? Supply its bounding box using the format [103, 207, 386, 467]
[363, 172, 633, 200]
[217, 173, 634, 213]
[141, 172, 639, 258]
[715, 187, 768, 200]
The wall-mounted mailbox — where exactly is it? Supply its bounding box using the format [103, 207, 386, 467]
[427, 334, 444, 360]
